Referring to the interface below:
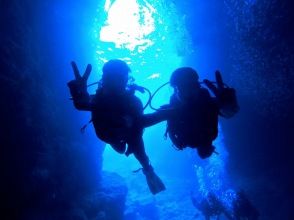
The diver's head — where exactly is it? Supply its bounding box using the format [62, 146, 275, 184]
[170, 67, 200, 101]
[197, 144, 215, 159]
[102, 59, 130, 92]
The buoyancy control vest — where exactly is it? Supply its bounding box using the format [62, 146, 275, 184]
[167, 88, 219, 150]
[91, 89, 143, 145]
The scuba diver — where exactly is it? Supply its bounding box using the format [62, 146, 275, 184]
[67, 59, 166, 195]
[191, 192, 233, 220]
[232, 190, 260, 220]
[165, 67, 239, 158]
[191, 191, 232, 220]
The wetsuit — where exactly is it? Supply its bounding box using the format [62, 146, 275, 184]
[167, 87, 218, 151]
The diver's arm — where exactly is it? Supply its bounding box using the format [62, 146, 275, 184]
[141, 106, 175, 128]
[68, 80, 92, 111]
[140, 112, 168, 128]
[73, 97, 92, 111]
[141, 95, 179, 128]
[130, 96, 173, 128]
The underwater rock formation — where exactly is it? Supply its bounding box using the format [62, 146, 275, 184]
[56, 171, 128, 220]
[80, 172, 128, 220]
[20, 171, 127, 220]
[0, 1, 128, 219]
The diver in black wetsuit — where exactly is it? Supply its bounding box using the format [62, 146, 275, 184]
[232, 190, 259, 220]
[166, 67, 239, 158]
[67, 59, 166, 194]
[191, 192, 232, 220]
[166, 67, 218, 158]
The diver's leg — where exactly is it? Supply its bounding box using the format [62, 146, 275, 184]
[128, 136, 166, 194]
[128, 136, 150, 169]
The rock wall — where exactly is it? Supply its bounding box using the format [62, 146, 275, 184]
[0, 1, 127, 219]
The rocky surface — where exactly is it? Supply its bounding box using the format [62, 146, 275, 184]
[0, 1, 128, 219]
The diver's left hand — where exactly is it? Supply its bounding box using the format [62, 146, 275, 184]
[203, 70, 224, 97]
[204, 71, 239, 118]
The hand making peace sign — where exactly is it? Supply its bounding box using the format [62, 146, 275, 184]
[68, 61, 92, 88]
[204, 71, 239, 118]
[203, 70, 225, 97]
[67, 61, 93, 103]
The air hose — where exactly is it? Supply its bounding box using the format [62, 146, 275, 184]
[86, 81, 152, 110]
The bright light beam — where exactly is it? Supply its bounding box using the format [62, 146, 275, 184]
[100, 0, 155, 51]
[95, 1, 231, 207]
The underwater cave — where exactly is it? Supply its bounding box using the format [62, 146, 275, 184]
[1, 0, 294, 219]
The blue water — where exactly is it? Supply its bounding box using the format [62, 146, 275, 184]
[91, 1, 233, 219]
[4, 0, 292, 219]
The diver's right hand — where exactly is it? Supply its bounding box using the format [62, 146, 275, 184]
[67, 61, 92, 89]
[67, 61, 92, 100]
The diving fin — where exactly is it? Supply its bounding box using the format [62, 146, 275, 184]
[143, 166, 166, 195]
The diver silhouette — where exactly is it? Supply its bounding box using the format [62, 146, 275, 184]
[165, 67, 239, 158]
[67, 59, 166, 194]
[232, 190, 259, 220]
[191, 191, 232, 220]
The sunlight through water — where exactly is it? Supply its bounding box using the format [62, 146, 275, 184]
[94, 0, 232, 211]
